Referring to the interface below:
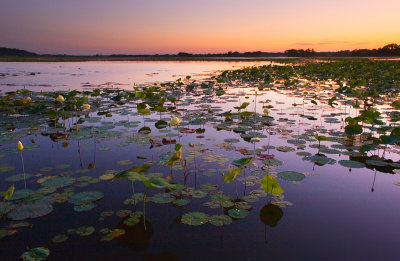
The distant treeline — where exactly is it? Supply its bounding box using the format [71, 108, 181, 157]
[0, 47, 38, 57]
[284, 44, 400, 57]
[1, 43, 399, 58]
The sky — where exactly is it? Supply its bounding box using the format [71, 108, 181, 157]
[0, 0, 399, 55]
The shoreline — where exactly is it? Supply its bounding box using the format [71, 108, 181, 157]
[0, 56, 399, 63]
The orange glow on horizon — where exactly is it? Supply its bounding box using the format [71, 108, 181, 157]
[0, 0, 399, 55]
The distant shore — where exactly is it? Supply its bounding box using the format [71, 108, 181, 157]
[0, 56, 295, 62]
[0, 56, 399, 63]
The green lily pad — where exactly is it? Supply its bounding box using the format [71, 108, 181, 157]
[138, 126, 151, 134]
[232, 157, 253, 167]
[20, 247, 50, 261]
[228, 208, 249, 219]
[172, 198, 190, 207]
[224, 138, 240, 143]
[191, 190, 208, 198]
[243, 195, 259, 202]
[68, 191, 104, 205]
[287, 139, 306, 145]
[296, 152, 312, 157]
[181, 212, 209, 226]
[151, 193, 175, 204]
[68, 226, 95, 236]
[345, 124, 363, 135]
[5, 173, 33, 182]
[263, 159, 283, 166]
[117, 160, 133, 166]
[277, 171, 306, 182]
[123, 217, 140, 226]
[8, 203, 53, 220]
[10, 189, 34, 200]
[74, 203, 96, 212]
[42, 176, 75, 188]
[303, 155, 336, 165]
[52, 234, 68, 243]
[276, 146, 295, 152]
[338, 160, 366, 168]
[209, 215, 232, 226]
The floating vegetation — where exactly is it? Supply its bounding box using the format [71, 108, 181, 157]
[1, 59, 400, 260]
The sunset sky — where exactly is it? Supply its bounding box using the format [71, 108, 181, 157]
[1, 0, 399, 55]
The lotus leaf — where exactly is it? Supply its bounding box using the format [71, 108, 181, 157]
[261, 176, 284, 195]
[20, 247, 50, 261]
[42, 176, 75, 188]
[338, 160, 366, 168]
[228, 208, 249, 219]
[68, 191, 104, 205]
[181, 212, 209, 226]
[366, 159, 388, 166]
[278, 171, 306, 182]
[8, 203, 53, 220]
[151, 193, 175, 204]
[209, 215, 232, 226]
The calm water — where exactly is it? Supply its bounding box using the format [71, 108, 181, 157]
[0, 61, 400, 261]
[0, 61, 273, 92]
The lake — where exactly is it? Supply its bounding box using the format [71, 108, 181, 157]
[0, 61, 274, 92]
[0, 60, 400, 261]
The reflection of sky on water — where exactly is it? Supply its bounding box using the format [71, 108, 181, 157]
[0, 61, 272, 92]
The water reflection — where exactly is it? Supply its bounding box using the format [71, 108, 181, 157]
[116, 217, 154, 251]
[259, 203, 284, 243]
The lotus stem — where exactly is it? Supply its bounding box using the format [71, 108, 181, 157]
[20, 150, 26, 189]
[143, 188, 148, 230]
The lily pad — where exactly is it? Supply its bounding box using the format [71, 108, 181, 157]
[276, 146, 295, 152]
[228, 208, 249, 219]
[303, 155, 336, 166]
[68, 191, 104, 205]
[224, 138, 240, 143]
[277, 171, 306, 182]
[181, 212, 209, 226]
[366, 159, 388, 167]
[151, 193, 175, 204]
[172, 198, 190, 207]
[42, 176, 75, 188]
[224, 168, 242, 183]
[8, 203, 53, 220]
[261, 176, 284, 195]
[338, 160, 366, 168]
[10, 189, 34, 200]
[52, 234, 68, 243]
[209, 215, 232, 226]
[117, 160, 133, 166]
[5, 173, 33, 182]
[263, 159, 283, 166]
[20, 247, 50, 261]
[68, 226, 95, 236]
[74, 203, 96, 212]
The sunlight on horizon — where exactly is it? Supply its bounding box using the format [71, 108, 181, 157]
[1, 0, 399, 54]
